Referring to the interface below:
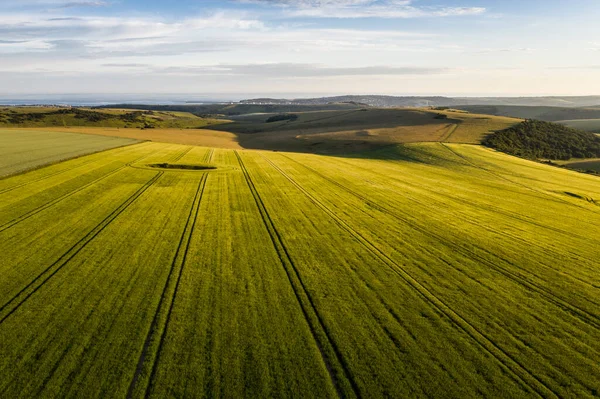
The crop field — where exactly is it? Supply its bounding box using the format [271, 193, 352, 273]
[0, 138, 598, 398]
[28, 127, 243, 149]
[49, 108, 518, 154]
[0, 129, 138, 177]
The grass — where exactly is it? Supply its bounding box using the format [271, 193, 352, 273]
[558, 119, 600, 133]
[1, 107, 521, 155]
[560, 159, 600, 173]
[10, 127, 243, 149]
[0, 129, 138, 177]
[210, 108, 520, 152]
[0, 107, 226, 129]
[437, 110, 521, 143]
[0, 138, 598, 397]
[453, 105, 600, 122]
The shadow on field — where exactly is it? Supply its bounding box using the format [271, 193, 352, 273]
[210, 108, 461, 157]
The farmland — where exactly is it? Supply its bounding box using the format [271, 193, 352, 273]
[6, 108, 520, 155]
[0, 129, 138, 177]
[0, 138, 598, 398]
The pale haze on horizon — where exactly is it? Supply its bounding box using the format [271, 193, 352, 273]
[0, 0, 599, 98]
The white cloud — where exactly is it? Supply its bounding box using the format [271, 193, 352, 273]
[235, 0, 485, 19]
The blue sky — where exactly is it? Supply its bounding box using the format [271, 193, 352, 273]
[1, 0, 599, 98]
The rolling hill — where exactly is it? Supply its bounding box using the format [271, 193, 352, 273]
[0, 137, 598, 397]
[0, 107, 225, 129]
[2, 106, 521, 155]
[452, 105, 600, 122]
[482, 120, 600, 160]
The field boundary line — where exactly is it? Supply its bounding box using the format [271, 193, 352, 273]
[0, 149, 158, 234]
[0, 141, 153, 195]
[234, 151, 360, 399]
[0, 140, 148, 182]
[0, 172, 163, 325]
[0, 158, 99, 195]
[127, 174, 208, 399]
[262, 154, 559, 399]
[280, 154, 600, 326]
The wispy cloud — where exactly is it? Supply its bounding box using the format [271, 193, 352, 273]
[59, 1, 109, 8]
[235, 0, 486, 18]
[146, 63, 450, 77]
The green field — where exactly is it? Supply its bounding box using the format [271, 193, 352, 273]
[0, 129, 138, 177]
[0, 138, 598, 397]
[558, 119, 600, 133]
[453, 105, 600, 122]
[562, 159, 600, 173]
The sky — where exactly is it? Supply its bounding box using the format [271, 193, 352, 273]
[1, 0, 599, 99]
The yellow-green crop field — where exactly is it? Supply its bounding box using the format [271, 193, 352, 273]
[0, 129, 138, 177]
[0, 139, 599, 398]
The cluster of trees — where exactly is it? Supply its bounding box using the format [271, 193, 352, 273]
[2, 108, 155, 126]
[6, 112, 49, 124]
[483, 120, 600, 160]
[265, 114, 299, 123]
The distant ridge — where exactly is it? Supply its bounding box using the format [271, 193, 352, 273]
[240, 95, 600, 108]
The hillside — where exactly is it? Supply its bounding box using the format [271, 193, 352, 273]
[0, 129, 137, 177]
[483, 120, 600, 160]
[452, 105, 600, 122]
[10, 108, 519, 154]
[209, 108, 520, 153]
[96, 102, 363, 116]
[0, 107, 224, 129]
[0, 139, 599, 397]
[240, 95, 600, 108]
[558, 119, 600, 133]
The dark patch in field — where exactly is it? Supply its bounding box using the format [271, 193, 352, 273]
[149, 163, 217, 171]
[564, 192, 585, 200]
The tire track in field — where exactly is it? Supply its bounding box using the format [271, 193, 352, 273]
[280, 154, 600, 327]
[331, 153, 600, 248]
[0, 172, 163, 326]
[204, 148, 215, 163]
[0, 150, 157, 234]
[439, 124, 459, 142]
[0, 158, 99, 195]
[261, 154, 560, 399]
[325, 154, 600, 285]
[127, 174, 208, 399]
[0, 142, 152, 195]
[170, 146, 193, 163]
[440, 143, 599, 214]
[234, 151, 360, 399]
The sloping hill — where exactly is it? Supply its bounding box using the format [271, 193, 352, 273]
[453, 105, 600, 122]
[558, 119, 600, 133]
[0, 129, 138, 177]
[210, 108, 519, 153]
[240, 95, 600, 108]
[0, 141, 598, 397]
[482, 120, 600, 160]
[0, 107, 224, 129]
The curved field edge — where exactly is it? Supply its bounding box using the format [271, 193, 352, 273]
[0, 129, 140, 178]
[0, 142, 597, 398]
